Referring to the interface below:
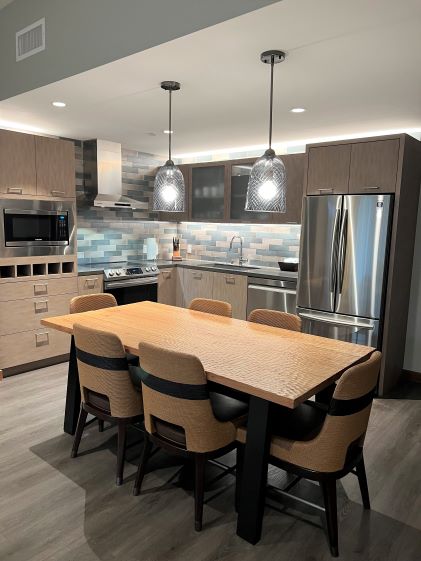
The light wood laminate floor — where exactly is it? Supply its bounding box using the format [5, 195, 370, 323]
[1, 363, 420, 561]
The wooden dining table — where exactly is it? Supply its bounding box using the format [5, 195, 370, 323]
[41, 300, 374, 545]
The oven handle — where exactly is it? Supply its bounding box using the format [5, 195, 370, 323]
[104, 276, 158, 289]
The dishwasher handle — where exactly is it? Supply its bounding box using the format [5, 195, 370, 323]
[248, 284, 296, 296]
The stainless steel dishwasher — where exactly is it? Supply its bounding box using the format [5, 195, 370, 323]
[247, 277, 297, 317]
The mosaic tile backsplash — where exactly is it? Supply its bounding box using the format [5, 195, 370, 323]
[74, 141, 301, 267]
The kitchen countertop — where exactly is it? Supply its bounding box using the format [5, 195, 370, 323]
[78, 259, 298, 282]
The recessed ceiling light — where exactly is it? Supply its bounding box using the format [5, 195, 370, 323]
[163, 129, 173, 134]
[290, 107, 306, 113]
[52, 101, 66, 108]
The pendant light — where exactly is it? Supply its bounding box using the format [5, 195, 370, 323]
[153, 81, 185, 212]
[245, 50, 287, 213]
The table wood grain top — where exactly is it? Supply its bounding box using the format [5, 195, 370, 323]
[42, 301, 374, 408]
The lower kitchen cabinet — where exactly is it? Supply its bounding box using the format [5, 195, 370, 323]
[212, 271, 247, 319]
[181, 268, 214, 308]
[78, 274, 104, 295]
[158, 268, 177, 306]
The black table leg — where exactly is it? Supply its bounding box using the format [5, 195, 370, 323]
[63, 336, 81, 435]
[236, 396, 272, 544]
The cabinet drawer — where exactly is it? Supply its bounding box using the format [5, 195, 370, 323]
[181, 268, 214, 307]
[0, 292, 77, 335]
[212, 272, 247, 320]
[0, 277, 78, 302]
[0, 328, 70, 370]
[77, 275, 104, 295]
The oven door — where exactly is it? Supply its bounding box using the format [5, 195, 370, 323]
[104, 277, 158, 305]
[4, 209, 69, 246]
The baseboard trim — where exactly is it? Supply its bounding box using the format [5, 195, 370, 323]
[2, 354, 69, 377]
[402, 369, 421, 383]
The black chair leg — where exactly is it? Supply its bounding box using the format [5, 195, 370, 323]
[235, 444, 245, 513]
[194, 454, 206, 532]
[71, 407, 88, 458]
[356, 454, 371, 509]
[98, 419, 104, 433]
[133, 435, 152, 496]
[116, 421, 127, 486]
[321, 478, 339, 557]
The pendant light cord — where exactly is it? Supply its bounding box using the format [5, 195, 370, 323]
[168, 89, 172, 162]
[268, 55, 274, 150]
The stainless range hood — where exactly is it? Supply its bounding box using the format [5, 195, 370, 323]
[83, 139, 140, 210]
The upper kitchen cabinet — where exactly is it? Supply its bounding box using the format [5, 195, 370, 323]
[306, 144, 351, 195]
[229, 160, 271, 223]
[190, 163, 226, 221]
[158, 164, 190, 222]
[0, 129, 37, 196]
[35, 137, 76, 198]
[349, 139, 399, 194]
[272, 153, 305, 224]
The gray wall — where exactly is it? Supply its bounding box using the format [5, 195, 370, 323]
[0, 0, 277, 100]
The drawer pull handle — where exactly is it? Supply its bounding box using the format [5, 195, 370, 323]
[317, 188, 333, 193]
[7, 187, 23, 194]
[34, 300, 49, 313]
[35, 332, 50, 347]
[225, 275, 235, 284]
[193, 273, 202, 280]
[363, 186, 380, 190]
[34, 283, 48, 295]
[85, 278, 98, 289]
[162, 271, 172, 278]
[51, 190, 65, 196]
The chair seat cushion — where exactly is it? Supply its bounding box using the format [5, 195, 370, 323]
[271, 401, 326, 441]
[209, 391, 248, 423]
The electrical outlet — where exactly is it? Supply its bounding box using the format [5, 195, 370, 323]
[187, 244, 192, 254]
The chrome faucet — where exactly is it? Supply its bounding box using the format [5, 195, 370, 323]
[229, 235, 248, 266]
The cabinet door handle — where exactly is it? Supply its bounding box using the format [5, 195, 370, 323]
[193, 272, 202, 280]
[317, 188, 333, 193]
[34, 300, 49, 313]
[362, 186, 380, 190]
[51, 190, 65, 196]
[85, 278, 98, 289]
[35, 331, 50, 347]
[34, 283, 48, 295]
[7, 187, 23, 194]
[225, 275, 235, 284]
[162, 271, 172, 279]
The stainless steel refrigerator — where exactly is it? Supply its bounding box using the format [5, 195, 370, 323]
[297, 194, 393, 347]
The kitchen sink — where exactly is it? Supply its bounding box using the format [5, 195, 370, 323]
[210, 263, 261, 271]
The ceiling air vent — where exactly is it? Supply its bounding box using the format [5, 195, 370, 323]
[16, 18, 45, 61]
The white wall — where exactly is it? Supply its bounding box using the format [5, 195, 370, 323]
[404, 196, 421, 372]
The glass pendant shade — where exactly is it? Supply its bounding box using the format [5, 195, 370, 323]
[153, 80, 185, 212]
[245, 148, 286, 212]
[245, 50, 287, 213]
[153, 159, 185, 212]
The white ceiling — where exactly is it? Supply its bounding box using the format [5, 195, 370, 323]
[1, 0, 421, 158]
[0, 0, 15, 10]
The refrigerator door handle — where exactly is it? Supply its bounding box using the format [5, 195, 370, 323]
[329, 206, 342, 293]
[337, 208, 348, 294]
[298, 311, 375, 330]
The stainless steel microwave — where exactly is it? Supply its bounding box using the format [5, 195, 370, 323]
[0, 200, 76, 257]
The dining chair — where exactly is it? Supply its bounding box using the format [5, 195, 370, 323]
[236, 350, 381, 557]
[70, 292, 139, 431]
[132, 342, 248, 531]
[71, 323, 143, 486]
[248, 308, 302, 332]
[69, 292, 117, 314]
[189, 298, 232, 318]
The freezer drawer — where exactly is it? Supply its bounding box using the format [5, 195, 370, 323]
[247, 278, 297, 317]
[297, 308, 379, 348]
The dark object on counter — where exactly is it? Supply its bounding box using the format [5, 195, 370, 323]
[278, 261, 298, 272]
